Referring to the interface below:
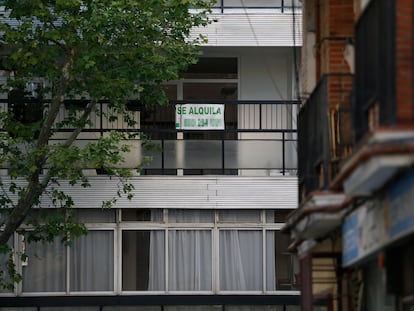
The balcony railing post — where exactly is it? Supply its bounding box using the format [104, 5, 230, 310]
[161, 139, 165, 171]
[259, 103, 262, 130]
[100, 102, 103, 137]
[282, 131, 285, 175]
[221, 137, 225, 174]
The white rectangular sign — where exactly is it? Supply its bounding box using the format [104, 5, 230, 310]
[175, 104, 224, 130]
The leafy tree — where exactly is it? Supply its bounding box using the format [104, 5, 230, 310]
[0, 0, 211, 289]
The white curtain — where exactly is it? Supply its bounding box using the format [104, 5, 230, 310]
[148, 230, 165, 291]
[103, 306, 161, 311]
[219, 230, 262, 290]
[23, 237, 66, 292]
[168, 230, 212, 291]
[165, 306, 222, 311]
[266, 231, 276, 291]
[70, 231, 114, 291]
[149, 210, 213, 291]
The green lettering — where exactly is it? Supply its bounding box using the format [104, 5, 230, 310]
[210, 119, 221, 127]
[177, 106, 187, 114]
[184, 118, 196, 127]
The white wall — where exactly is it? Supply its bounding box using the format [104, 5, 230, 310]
[191, 13, 302, 47]
[202, 46, 298, 101]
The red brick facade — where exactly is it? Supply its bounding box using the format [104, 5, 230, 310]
[396, 0, 414, 123]
[317, 0, 354, 78]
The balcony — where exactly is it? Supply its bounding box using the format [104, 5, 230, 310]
[143, 100, 298, 176]
[353, 0, 396, 142]
[211, 0, 302, 14]
[330, 0, 414, 197]
[0, 99, 298, 176]
[298, 75, 353, 200]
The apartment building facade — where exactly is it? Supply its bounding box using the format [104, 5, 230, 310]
[283, 0, 414, 310]
[0, 1, 303, 310]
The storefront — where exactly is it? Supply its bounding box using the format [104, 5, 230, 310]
[342, 170, 414, 311]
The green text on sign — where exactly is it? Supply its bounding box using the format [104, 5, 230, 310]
[175, 104, 224, 130]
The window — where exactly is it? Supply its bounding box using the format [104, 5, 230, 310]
[70, 230, 114, 291]
[0, 235, 14, 294]
[22, 236, 66, 292]
[168, 230, 212, 291]
[5, 209, 299, 295]
[122, 230, 165, 291]
[119, 209, 298, 293]
[219, 230, 263, 290]
[8, 85, 43, 125]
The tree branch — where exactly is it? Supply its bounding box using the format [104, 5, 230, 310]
[0, 49, 75, 245]
[40, 100, 97, 189]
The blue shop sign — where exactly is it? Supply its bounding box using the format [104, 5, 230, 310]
[343, 171, 414, 267]
[342, 200, 387, 267]
[342, 211, 359, 266]
[388, 171, 414, 241]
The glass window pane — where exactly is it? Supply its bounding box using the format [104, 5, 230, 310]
[225, 140, 284, 169]
[0, 236, 14, 293]
[104, 307, 161, 311]
[168, 230, 212, 291]
[168, 210, 213, 223]
[221, 0, 282, 7]
[266, 231, 299, 291]
[165, 307, 222, 311]
[226, 306, 285, 311]
[70, 231, 114, 291]
[164, 140, 223, 169]
[219, 230, 262, 290]
[183, 58, 237, 79]
[122, 230, 165, 291]
[183, 83, 237, 101]
[285, 140, 297, 170]
[141, 140, 163, 169]
[218, 210, 261, 223]
[122, 209, 163, 222]
[283, 0, 302, 8]
[265, 210, 292, 223]
[74, 209, 115, 223]
[23, 237, 66, 292]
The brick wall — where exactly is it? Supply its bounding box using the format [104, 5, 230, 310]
[317, 0, 354, 77]
[395, 0, 414, 123]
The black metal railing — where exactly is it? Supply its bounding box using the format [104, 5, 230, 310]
[299, 74, 353, 199]
[212, 0, 301, 13]
[1, 99, 298, 175]
[354, 0, 396, 141]
[138, 100, 298, 175]
[298, 78, 329, 197]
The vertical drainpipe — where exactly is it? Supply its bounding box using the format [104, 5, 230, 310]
[301, 254, 314, 311]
